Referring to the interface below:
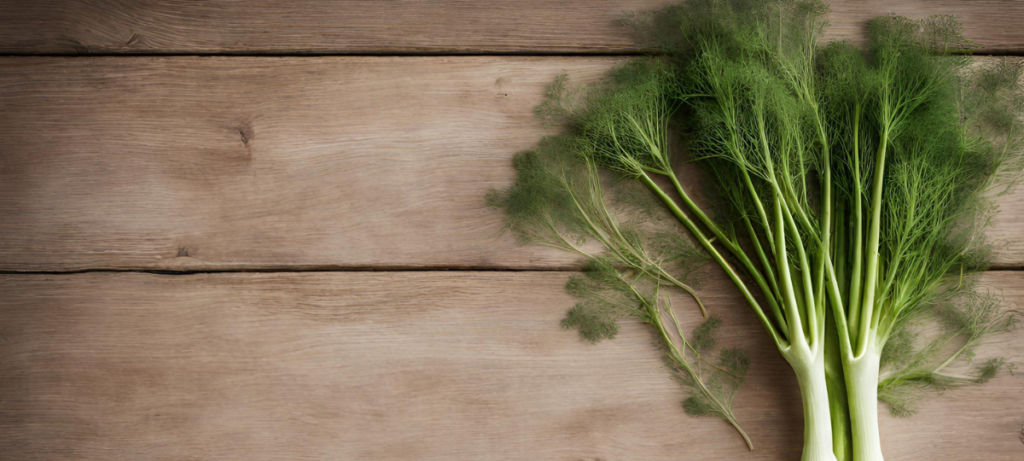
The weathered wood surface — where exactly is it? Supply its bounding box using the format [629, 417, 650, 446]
[0, 271, 1021, 460]
[3, 1, 1024, 55]
[0, 56, 595, 271]
[2, 56, 1024, 272]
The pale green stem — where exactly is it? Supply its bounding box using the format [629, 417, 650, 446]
[756, 120, 815, 342]
[743, 214, 790, 339]
[774, 190, 806, 347]
[858, 135, 889, 357]
[825, 311, 852, 461]
[822, 224, 857, 461]
[740, 166, 776, 247]
[848, 108, 864, 338]
[845, 351, 884, 461]
[776, 184, 819, 342]
[815, 118, 832, 333]
[788, 349, 839, 461]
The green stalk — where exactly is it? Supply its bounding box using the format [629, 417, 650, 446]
[834, 201, 848, 308]
[847, 107, 864, 338]
[776, 185, 819, 341]
[666, 171, 782, 315]
[825, 310, 852, 461]
[774, 188, 806, 346]
[740, 166, 777, 247]
[638, 173, 786, 347]
[743, 214, 790, 339]
[815, 118, 832, 334]
[857, 134, 888, 356]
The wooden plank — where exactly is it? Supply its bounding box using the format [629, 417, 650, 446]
[0, 56, 599, 271]
[2, 1, 1024, 55]
[3, 56, 1024, 271]
[0, 271, 1021, 460]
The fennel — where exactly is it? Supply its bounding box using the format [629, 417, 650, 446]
[489, 1, 1023, 460]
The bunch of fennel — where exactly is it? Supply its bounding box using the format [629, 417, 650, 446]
[489, 1, 1023, 460]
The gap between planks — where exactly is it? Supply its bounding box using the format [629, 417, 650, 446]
[3, 50, 1024, 58]
[2, 267, 1023, 276]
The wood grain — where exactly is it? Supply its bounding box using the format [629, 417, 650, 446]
[2, 56, 1024, 271]
[3, 1, 1024, 55]
[0, 56, 603, 271]
[0, 271, 1021, 460]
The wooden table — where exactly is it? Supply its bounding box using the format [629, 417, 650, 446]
[0, 2, 1021, 460]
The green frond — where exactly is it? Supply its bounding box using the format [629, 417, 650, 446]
[561, 302, 621, 344]
[878, 287, 1020, 417]
[692, 317, 724, 353]
[683, 394, 724, 417]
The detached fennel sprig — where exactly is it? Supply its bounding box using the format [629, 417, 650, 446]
[566, 263, 753, 449]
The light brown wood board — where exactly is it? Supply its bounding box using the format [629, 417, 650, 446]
[2, 0, 1024, 54]
[0, 271, 1021, 460]
[3, 2, 1024, 459]
[2, 56, 1024, 271]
